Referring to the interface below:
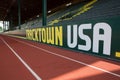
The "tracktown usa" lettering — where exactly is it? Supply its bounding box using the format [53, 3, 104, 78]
[26, 22, 112, 56]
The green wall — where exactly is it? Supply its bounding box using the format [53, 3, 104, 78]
[26, 16, 120, 61]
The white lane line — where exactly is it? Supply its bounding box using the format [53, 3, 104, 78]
[11, 37, 120, 78]
[0, 37, 42, 80]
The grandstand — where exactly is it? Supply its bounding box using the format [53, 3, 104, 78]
[19, 0, 120, 29]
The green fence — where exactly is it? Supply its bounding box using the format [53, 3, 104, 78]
[26, 16, 120, 61]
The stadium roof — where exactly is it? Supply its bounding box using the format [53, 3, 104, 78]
[0, 0, 85, 25]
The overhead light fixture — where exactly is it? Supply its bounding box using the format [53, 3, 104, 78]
[66, 2, 72, 6]
[48, 10, 51, 13]
[36, 15, 40, 17]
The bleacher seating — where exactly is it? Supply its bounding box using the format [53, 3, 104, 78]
[20, 0, 120, 29]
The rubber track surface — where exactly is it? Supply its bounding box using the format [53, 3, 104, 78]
[0, 34, 120, 80]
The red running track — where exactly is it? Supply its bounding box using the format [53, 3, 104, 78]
[0, 34, 120, 80]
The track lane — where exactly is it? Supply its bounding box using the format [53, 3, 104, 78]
[0, 36, 37, 80]
[1, 37, 42, 80]
[1, 34, 120, 80]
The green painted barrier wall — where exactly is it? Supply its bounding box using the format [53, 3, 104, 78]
[26, 16, 120, 61]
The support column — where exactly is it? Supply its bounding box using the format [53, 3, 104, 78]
[17, 0, 21, 29]
[3, 21, 5, 32]
[10, 15, 13, 30]
[42, 0, 47, 26]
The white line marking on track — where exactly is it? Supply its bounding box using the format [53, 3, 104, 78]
[0, 37, 42, 80]
[11, 37, 120, 78]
